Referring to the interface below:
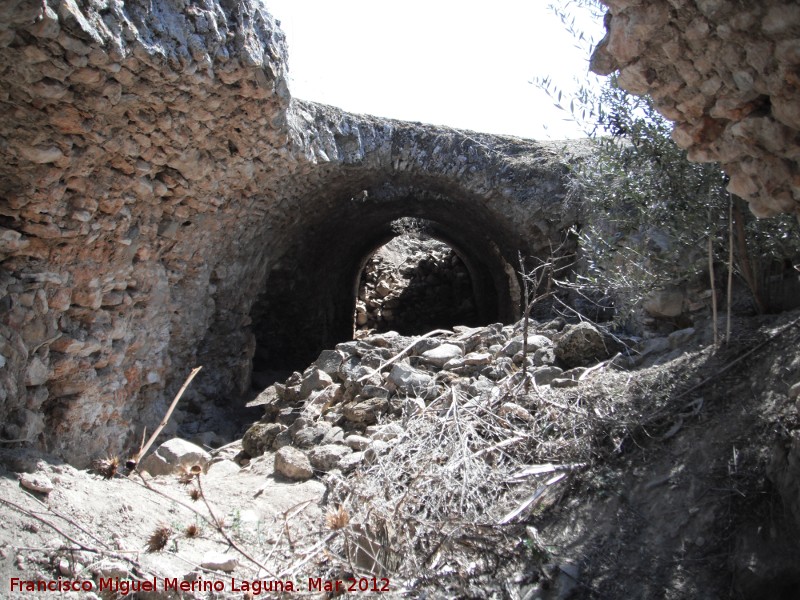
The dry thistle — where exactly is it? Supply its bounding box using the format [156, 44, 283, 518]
[184, 523, 201, 538]
[188, 487, 202, 502]
[91, 456, 120, 479]
[325, 505, 350, 530]
[146, 524, 171, 552]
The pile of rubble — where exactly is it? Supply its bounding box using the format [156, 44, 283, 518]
[355, 234, 477, 334]
[243, 318, 623, 480]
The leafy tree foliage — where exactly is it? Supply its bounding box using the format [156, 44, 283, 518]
[535, 4, 800, 322]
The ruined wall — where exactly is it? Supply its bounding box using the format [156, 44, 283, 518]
[591, 0, 800, 218]
[0, 0, 582, 465]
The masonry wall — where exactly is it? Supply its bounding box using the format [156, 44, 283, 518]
[0, 1, 580, 465]
[592, 0, 800, 218]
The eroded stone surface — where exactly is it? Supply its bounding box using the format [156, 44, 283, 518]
[592, 0, 800, 218]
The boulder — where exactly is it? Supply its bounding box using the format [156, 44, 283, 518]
[299, 369, 333, 398]
[308, 444, 352, 471]
[643, 288, 684, 318]
[293, 422, 332, 448]
[533, 366, 563, 386]
[274, 447, 314, 480]
[242, 422, 285, 457]
[343, 397, 387, 425]
[554, 322, 614, 368]
[140, 438, 211, 476]
[314, 349, 344, 377]
[388, 362, 432, 395]
[501, 335, 551, 357]
[421, 343, 463, 367]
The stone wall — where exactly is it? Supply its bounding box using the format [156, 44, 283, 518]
[591, 0, 800, 218]
[0, 1, 583, 465]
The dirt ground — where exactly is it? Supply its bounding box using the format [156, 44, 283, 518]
[2, 310, 800, 599]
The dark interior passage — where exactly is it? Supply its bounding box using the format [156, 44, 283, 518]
[249, 181, 528, 377]
[355, 223, 481, 335]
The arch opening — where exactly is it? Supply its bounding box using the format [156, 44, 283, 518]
[354, 219, 483, 337]
[248, 182, 527, 380]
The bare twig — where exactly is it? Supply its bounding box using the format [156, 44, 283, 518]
[133, 366, 202, 465]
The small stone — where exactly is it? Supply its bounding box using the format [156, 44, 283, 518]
[140, 438, 211, 476]
[533, 366, 563, 385]
[338, 451, 364, 473]
[307, 444, 352, 471]
[19, 473, 54, 494]
[421, 343, 463, 367]
[369, 423, 404, 441]
[344, 434, 371, 450]
[200, 552, 238, 573]
[242, 422, 285, 457]
[299, 369, 333, 398]
[388, 363, 432, 395]
[343, 396, 387, 425]
[274, 446, 313, 480]
[789, 382, 800, 400]
[668, 327, 696, 349]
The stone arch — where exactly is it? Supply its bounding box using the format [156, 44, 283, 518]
[249, 177, 525, 372]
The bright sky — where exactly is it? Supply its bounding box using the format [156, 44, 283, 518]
[264, 0, 606, 140]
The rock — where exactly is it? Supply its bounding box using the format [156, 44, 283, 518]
[643, 288, 685, 318]
[640, 337, 670, 357]
[242, 422, 285, 458]
[308, 444, 352, 471]
[421, 343, 463, 367]
[271, 430, 292, 450]
[554, 322, 614, 369]
[293, 422, 332, 448]
[321, 426, 345, 445]
[140, 438, 211, 476]
[344, 434, 371, 450]
[388, 362, 433, 395]
[274, 447, 314, 480]
[368, 422, 404, 441]
[789, 382, 800, 400]
[668, 327, 696, 348]
[343, 397, 387, 425]
[338, 451, 364, 473]
[18, 473, 54, 494]
[200, 552, 238, 573]
[314, 349, 344, 377]
[299, 369, 333, 398]
[533, 366, 564, 386]
[205, 459, 240, 478]
[501, 335, 551, 356]
[364, 440, 391, 464]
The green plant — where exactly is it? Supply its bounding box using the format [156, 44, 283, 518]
[534, 4, 800, 325]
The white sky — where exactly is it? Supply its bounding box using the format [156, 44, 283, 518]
[264, 1, 607, 140]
